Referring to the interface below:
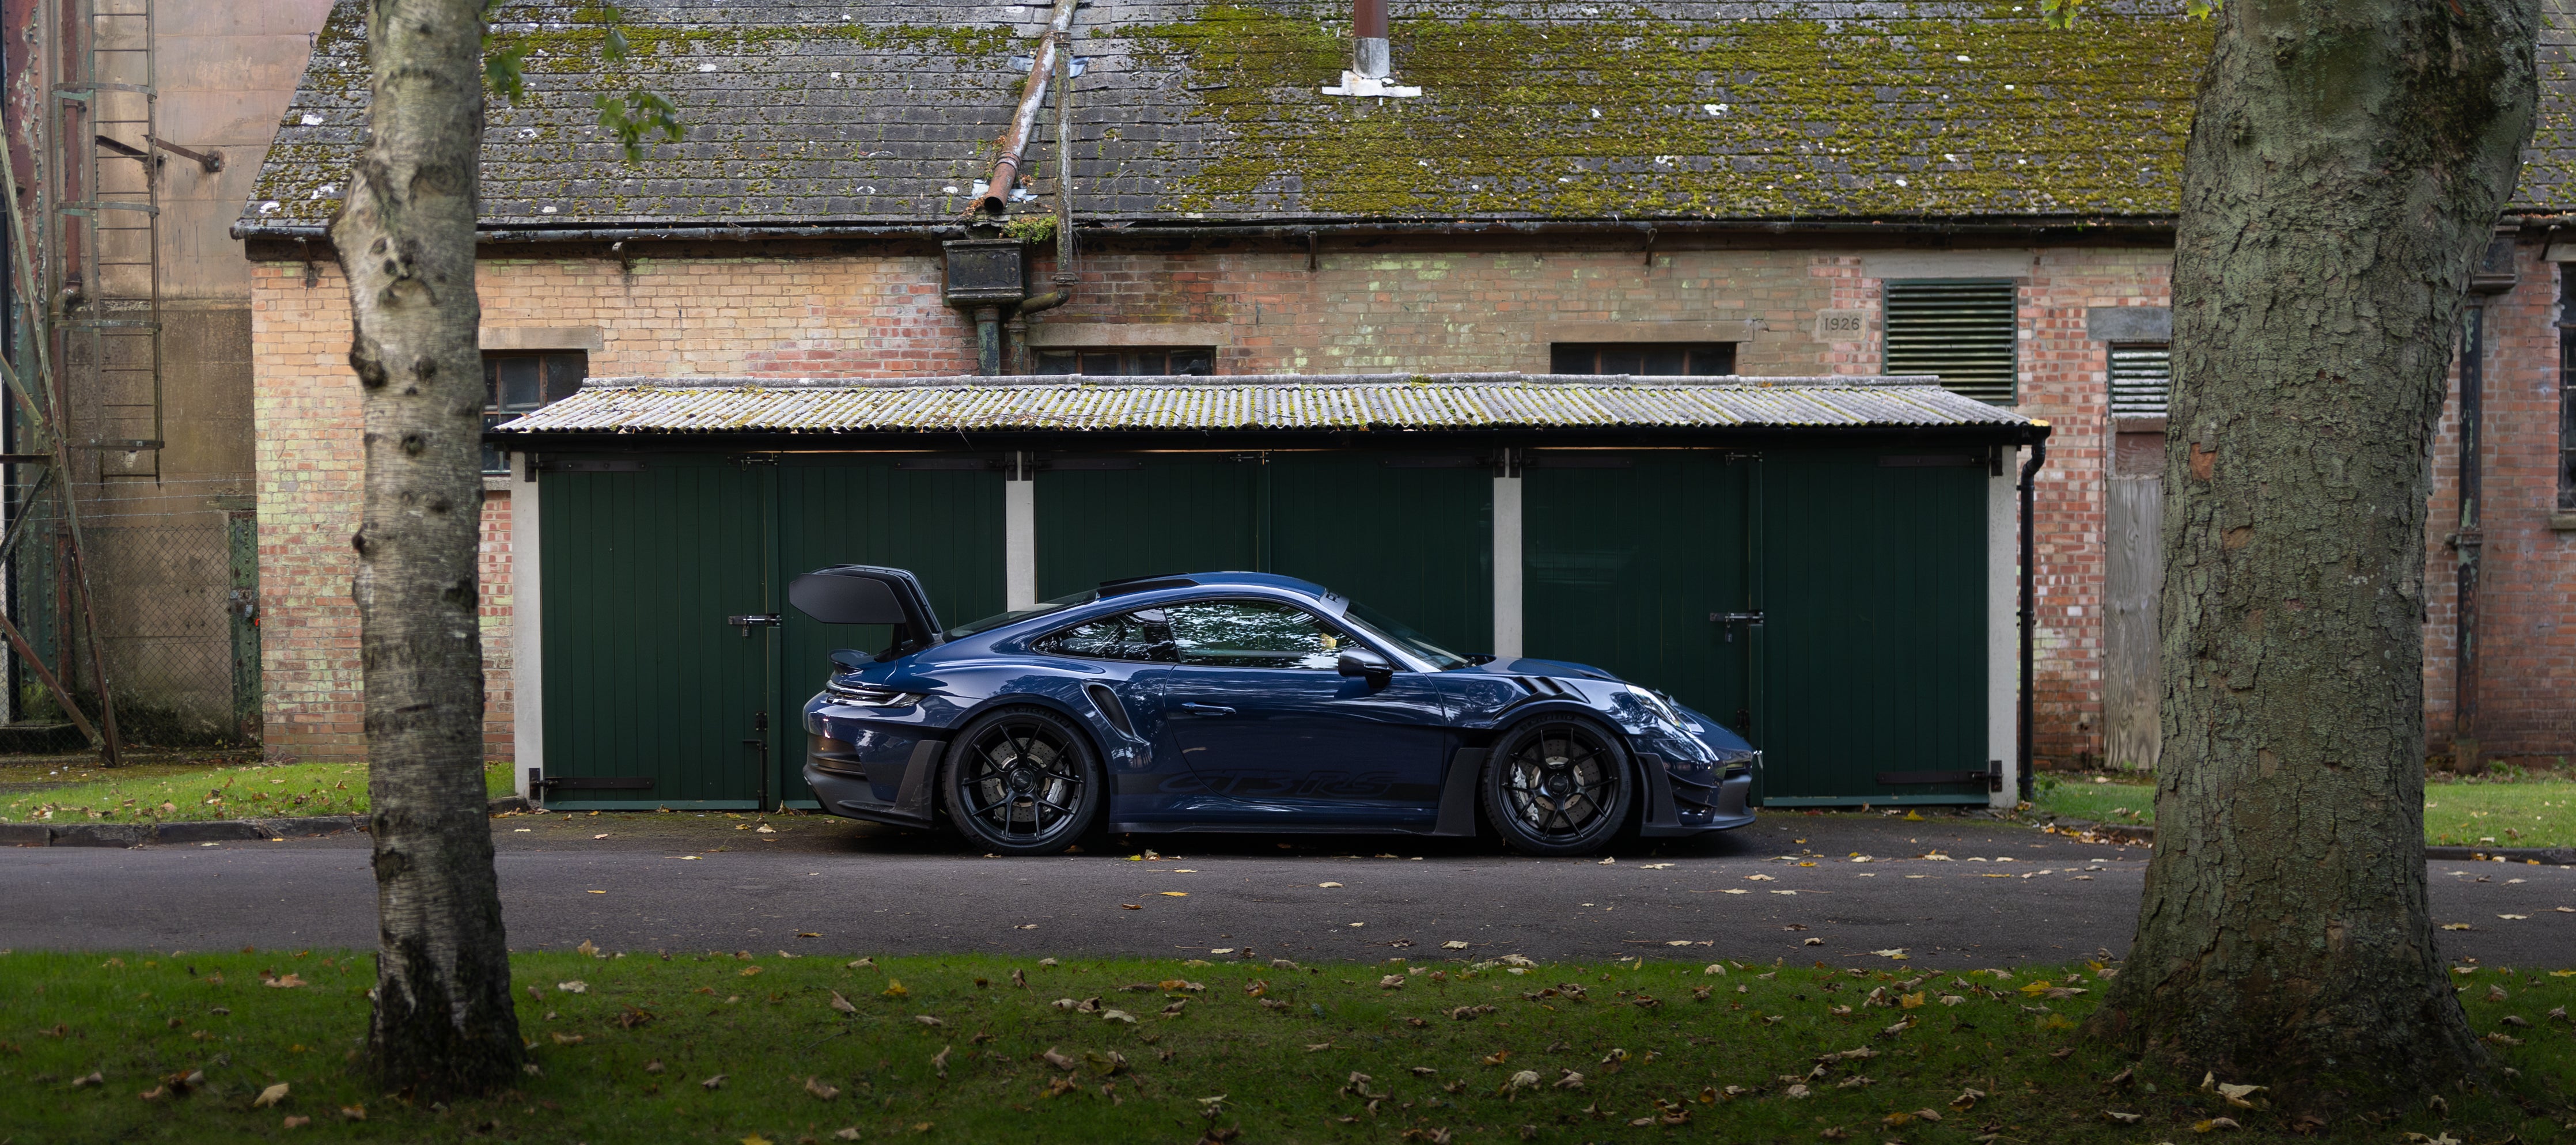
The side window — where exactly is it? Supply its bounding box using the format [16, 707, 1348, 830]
[1033, 348, 1214, 376]
[1163, 600, 1350, 670]
[483, 351, 586, 473]
[1035, 611, 1172, 662]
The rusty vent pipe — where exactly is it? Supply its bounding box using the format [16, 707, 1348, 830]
[968, 0, 1081, 218]
[1353, 0, 1389, 78]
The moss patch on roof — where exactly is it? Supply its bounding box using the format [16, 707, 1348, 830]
[1132, 3, 2208, 218]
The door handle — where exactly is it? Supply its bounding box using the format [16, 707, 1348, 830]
[1181, 702, 1237, 716]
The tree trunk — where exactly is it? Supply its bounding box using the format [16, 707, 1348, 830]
[2090, 0, 2535, 1099]
[329, 0, 522, 1098]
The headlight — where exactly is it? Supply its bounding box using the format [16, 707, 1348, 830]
[823, 681, 923, 707]
[1625, 684, 1681, 726]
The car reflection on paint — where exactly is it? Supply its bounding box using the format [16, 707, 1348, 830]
[791, 567, 1759, 856]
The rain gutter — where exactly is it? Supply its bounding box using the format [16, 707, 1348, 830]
[966, 0, 1080, 218]
[231, 216, 2175, 247]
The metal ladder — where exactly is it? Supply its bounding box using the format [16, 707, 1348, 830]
[54, 0, 162, 479]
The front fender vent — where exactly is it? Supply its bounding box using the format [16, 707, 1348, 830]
[1084, 684, 1135, 735]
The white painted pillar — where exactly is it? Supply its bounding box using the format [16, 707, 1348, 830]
[1005, 453, 1037, 610]
[510, 453, 544, 799]
[1987, 448, 2020, 810]
[1492, 460, 1523, 659]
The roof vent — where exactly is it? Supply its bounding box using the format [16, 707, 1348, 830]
[1321, 0, 1420, 97]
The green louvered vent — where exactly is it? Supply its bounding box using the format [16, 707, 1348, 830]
[2109, 344, 2172, 416]
[1884, 279, 2020, 404]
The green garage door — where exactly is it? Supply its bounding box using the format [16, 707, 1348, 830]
[1523, 448, 1759, 743]
[540, 454, 1006, 810]
[1759, 449, 1989, 805]
[1034, 451, 1493, 656]
[774, 457, 1006, 806]
[540, 456, 773, 809]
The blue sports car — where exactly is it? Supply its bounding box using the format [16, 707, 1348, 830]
[790, 566, 1758, 856]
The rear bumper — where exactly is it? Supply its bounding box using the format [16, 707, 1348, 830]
[804, 729, 947, 829]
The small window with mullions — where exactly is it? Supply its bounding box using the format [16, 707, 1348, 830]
[483, 351, 585, 473]
[1550, 343, 1736, 376]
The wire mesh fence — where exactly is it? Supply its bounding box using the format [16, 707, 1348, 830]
[10, 475, 257, 749]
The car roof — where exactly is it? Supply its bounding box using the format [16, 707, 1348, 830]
[1111, 571, 1331, 598]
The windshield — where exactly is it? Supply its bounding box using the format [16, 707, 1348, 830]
[1338, 599, 1472, 671]
[942, 589, 1098, 640]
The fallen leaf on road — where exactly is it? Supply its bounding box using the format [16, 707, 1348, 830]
[1442, 941, 1470, 949]
[1121, 904, 1142, 910]
[1160, 891, 1188, 897]
[253, 1083, 290, 1108]
[2441, 923, 2473, 931]
[1318, 881, 1343, 888]
[592, 833, 609, 840]
[1872, 949, 1910, 960]
[1745, 874, 1775, 881]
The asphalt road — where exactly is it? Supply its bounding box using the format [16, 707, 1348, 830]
[5, 811, 2571, 968]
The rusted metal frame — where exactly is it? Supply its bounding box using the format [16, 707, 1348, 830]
[0, 602, 100, 745]
[0, 84, 123, 764]
[968, 0, 1080, 219]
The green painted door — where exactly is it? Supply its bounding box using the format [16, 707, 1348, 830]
[1035, 456, 1261, 597]
[1033, 452, 1493, 655]
[1523, 449, 1757, 740]
[1759, 450, 1988, 805]
[774, 457, 1007, 806]
[1266, 453, 1492, 657]
[540, 456, 772, 809]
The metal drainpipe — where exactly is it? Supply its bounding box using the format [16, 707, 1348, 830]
[974, 307, 1002, 376]
[2453, 302, 2485, 769]
[2018, 431, 2051, 802]
[968, 0, 1081, 218]
[1009, 35, 1079, 367]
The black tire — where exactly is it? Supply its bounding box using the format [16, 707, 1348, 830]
[1480, 717, 1635, 856]
[941, 706, 1103, 856]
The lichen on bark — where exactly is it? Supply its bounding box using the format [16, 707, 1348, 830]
[2090, 0, 2536, 1102]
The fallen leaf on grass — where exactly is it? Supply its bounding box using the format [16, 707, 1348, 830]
[700, 1074, 725, 1091]
[556, 980, 588, 994]
[806, 1076, 842, 1100]
[829, 990, 856, 1014]
[881, 979, 909, 998]
[282, 1115, 311, 1128]
[915, 1015, 945, 1027]
[2196, 1117, 2244, 1133]
[2103, 1110, 2142, 1124]
[643, 1060, 664, 1074]
[739, 966, 763, 977]
[551, 1032, 585, 1045]
[263, 974, 305, 989]
[2214, 1082, 2266, 1108]
[1100, 1008, 1137, 1023]
[834, 1130, 861, 1141]
[253, 1082, 290, 1108]
[339, 1104, 365, 1121]
[70, 1071, 103, 1089]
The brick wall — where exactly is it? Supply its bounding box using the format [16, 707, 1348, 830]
[2423, 244, 2576, 762]
[253, 240, 2566, 767]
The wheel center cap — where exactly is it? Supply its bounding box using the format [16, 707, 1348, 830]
[1008, 767, 1036, 793]
[1543, 771, 1573, 797]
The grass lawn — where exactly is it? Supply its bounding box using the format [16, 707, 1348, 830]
[2033, 775, 2576, 848]
[2, 949, 2567, 1144]
[0, 760, 517, 825]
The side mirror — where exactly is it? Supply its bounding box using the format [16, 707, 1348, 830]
[1338, 649, 1394, 687]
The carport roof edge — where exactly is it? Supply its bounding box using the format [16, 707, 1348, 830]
[491, 374, 2043, 435]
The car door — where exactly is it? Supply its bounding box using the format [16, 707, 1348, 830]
[1158, 598, 1452, 826]
[1024, 608, 1209, 822]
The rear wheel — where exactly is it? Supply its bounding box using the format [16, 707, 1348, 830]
[942, 706, 1101, 856]
[1481, 718, 1633, 856]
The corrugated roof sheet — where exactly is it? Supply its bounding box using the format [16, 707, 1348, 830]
[493, 374, 2036, 434]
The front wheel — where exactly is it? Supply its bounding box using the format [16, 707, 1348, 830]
[1481, 718, 1634, 856]
[942, 706, 1101, 856]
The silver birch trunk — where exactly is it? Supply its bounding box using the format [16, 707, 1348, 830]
[2092, 0, 2536, 1099]
[328, 0, 522, 1097]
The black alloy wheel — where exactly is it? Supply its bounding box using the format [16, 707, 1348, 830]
[1481, 717, 1634, 856]
[942, 706, 1101, 855]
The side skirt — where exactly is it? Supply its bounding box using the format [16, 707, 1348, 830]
[1430, 746, 1487, 837]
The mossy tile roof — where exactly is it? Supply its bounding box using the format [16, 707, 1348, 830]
[238, 0, 2576, 233]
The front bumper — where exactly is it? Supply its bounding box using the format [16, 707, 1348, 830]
[1637, 752, 1757, 836]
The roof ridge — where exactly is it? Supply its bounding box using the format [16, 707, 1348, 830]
[577, 373, 1949, 390]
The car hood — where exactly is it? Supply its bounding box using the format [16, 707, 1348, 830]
[1460, 656, 1624, 682]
